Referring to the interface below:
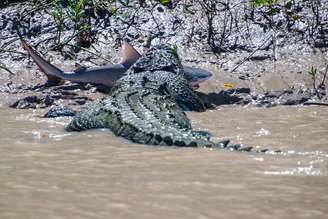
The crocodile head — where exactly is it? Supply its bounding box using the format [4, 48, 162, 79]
[131, 45, 183, 74]
[130, 45, 212, 89]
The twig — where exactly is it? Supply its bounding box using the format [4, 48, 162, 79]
[66, 44, 113, 63]
[150, 3, 161, 36]
[49, 33, 78, 50]
[34, 36, 57, 48]
[18, 1, 52, 21]
[1, 37, 20, 49]
[231, 36, 271, 73]
[0, 48, 26, 56]
[303, 102, 328, 106]
[319, 64, 328, 88]
[0, 63, 15, 75]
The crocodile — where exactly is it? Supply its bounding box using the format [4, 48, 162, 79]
[21, 39, 212, 90]
[65, 44, 256, 151]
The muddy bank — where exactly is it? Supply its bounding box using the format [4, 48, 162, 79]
[0, 1, 327, 110]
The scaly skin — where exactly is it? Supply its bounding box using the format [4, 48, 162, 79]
[66, 45, 257, 150]
[66, 70, 216, 147]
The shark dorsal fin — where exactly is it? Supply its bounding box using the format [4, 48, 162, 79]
[121, 40, 141, 66]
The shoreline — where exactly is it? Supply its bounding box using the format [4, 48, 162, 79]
[1, 1, 327, 111]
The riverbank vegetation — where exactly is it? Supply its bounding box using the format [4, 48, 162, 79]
[1, 0, 327, 52]
[0, 0, 327, 106]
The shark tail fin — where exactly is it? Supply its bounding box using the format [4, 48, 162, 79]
[120, 40, 141, 66]
[20, 38, 65, 85]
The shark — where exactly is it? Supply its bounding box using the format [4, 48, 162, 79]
[20, 39, 212, 90]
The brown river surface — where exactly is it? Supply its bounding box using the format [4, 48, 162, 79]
[0, 106, 328, 219]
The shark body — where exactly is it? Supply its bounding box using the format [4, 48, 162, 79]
[21, 39, 212, 89]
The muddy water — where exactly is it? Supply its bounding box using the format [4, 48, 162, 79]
[0, 106, 328, 219]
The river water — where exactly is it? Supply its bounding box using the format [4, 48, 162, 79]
[0, 106, 327, 219]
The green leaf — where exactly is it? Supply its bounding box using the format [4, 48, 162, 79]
[284, 1, 293, 9]
[308, 66, 317, 80]
[109, 7, 118, 16]
[122, 12, 130, 19]
[292, 14, 301, 21]
[171, 44, 178, 58]
[183, 4, 195, 14]
[159, 0, 171, 7]
[266, 7, 280, 16]
[251, 0, 279, 7]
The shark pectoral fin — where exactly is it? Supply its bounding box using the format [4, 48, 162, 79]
[120, 40, 141, 66]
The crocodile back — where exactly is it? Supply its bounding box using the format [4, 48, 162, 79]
[66, 74, 212, 147]
[66, 45, 212, 147]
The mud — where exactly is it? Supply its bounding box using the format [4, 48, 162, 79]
[1, 1, 327, 109]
